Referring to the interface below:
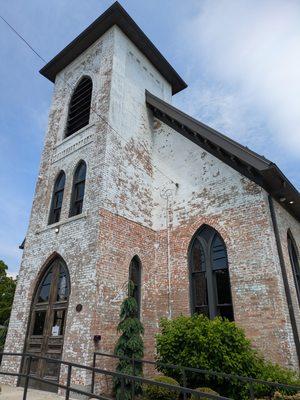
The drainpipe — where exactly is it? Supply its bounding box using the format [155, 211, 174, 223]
[268, 195, 300, 367]
[161, 188, 173, 319]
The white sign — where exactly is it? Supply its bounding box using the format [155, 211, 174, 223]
[52, 325, 60, 336]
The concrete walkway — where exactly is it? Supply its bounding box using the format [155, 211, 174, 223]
[0, 385, 64, 399]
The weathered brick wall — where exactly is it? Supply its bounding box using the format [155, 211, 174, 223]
[1, 28, 115, 388]
[2, 21, 300, 395]
[150, 120, 299, 368]
[273, 200, 300, 364]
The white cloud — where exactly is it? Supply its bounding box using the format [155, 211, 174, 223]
[178, 0, 300, 155]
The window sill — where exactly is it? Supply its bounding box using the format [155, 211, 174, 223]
[36, 212, 88, 235]
[55, 123, 95, 148]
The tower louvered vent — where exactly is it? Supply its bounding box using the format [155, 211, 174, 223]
[66, 77, 92, 137]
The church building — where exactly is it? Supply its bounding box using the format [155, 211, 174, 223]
[2, 1, 300, 393]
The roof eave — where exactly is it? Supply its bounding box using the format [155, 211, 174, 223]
[146, 90, 300, 221]
[39, 2, 187, 95]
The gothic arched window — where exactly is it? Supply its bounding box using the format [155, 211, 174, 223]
[129, 256, 141, 317]
[288, 232, 300, 305]
[49, 171, 66, 225]
[66, 76, 93, 137]
[189, 225, 234, 321]
[69, 161, 87, 217]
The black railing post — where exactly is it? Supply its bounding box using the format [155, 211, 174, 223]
[121, 375, 125, 399]
[65, 364, 72, 400]
[91, 352, 96, 394]
[182, 367, 187, 400]
[22, 355, 31, 400]
[249, 379, 255, 400]
[131, 355, 135, 400]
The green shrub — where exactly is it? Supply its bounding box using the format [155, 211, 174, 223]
[114, 281, 144, 400]
[143, 375, 180, 400]
[155, 315, 300, 400]
[272, 391, 300, 399]
[191, 387, 219, 400]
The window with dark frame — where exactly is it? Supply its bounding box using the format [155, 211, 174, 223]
[66, 76, 93, 137]
[190, 225, 234, 321]
[48, 171, 66, 225]
[288, 232, 300, 305]
[129, 256, 141, 318]
[69, 161, 87, 217]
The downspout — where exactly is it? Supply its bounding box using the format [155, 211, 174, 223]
[268, 195, 300, 367]
[160, 188, 173, 319]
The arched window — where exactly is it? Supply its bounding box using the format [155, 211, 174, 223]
[69, 161, 87, 217]
[288, 232, 300, 305]
[189, 225, 234, 321]
[49, 171, 65, 225]
[129, 256, 141, 317]
[66, 76, 93, 137]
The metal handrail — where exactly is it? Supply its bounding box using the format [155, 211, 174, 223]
[93, 351, 300, 400]
[0, 352, 231, 400]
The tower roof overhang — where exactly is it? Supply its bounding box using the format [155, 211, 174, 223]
[39, 2, 187, 95]
[146, 90, 300, 221]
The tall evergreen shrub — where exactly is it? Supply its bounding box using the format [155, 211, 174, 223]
[114, 281, 144, 400]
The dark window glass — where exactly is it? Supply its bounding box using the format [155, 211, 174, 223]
[57, 266, 69, 302]
[32, 311, 46, 335]
[37, 268, 53, 303]
[129, 257, 141, 317]
[70, 161, 86, 217]
[212, 235, 227, 270]
[191, 239, 205, 272]
[49, 171, 66, 225]
[190, 226, 234, 321]
[66, 77, 92, 137]
[288, 234, 300, 304]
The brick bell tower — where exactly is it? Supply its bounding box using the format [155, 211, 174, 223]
[2, 1, 187, 392]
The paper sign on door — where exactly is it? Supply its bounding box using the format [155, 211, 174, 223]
[52, 325, 60, 336]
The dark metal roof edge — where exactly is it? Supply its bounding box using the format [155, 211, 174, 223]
[39, 2, 187, 95]
[146, 90, 300, 221]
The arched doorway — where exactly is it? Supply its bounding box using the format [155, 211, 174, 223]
[23, 256, 70, 391]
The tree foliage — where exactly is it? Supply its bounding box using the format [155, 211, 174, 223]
[0, 260, 16, 351]
[114, 281, 144, 400]
[155, 314, 299, 399]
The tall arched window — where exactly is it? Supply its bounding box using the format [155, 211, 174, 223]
[129, 256, 141, 317]
[49, 171, 65, 225]
[69, 161, 87, 217]
[189, 225, 234, 321]
[66, 76, 93, 137]
[288, 232, 300, 305]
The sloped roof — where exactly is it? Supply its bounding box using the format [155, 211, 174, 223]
[146, 90, 300, 221]
[39, 2, 187, 95]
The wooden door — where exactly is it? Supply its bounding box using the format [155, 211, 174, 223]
[23, 258, 70, 392]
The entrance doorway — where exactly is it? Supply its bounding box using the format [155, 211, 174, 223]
[23, 257, 70, 391]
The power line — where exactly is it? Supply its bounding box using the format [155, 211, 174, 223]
[0, 14, 47, 63]
[0, 13, 177, 186]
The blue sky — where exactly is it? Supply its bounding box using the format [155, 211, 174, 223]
[0, 0, 299, 275]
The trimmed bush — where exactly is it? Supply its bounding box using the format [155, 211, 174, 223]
[143, 375, 180, 400]
[155, 315, 300, 400]
[191, 387, 219, 400]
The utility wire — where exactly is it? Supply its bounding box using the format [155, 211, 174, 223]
[0, 13, 177, 186]
[0, 14, 47, 63]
